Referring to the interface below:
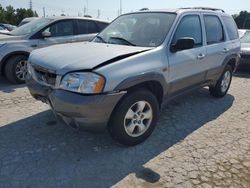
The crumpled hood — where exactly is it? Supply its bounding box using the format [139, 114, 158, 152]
[241, 43, 250, 54]
[30, 42, 152, 75]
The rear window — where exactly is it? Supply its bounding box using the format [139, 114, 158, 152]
[204, 15, 224, 44]
[222, 16, 239, 40]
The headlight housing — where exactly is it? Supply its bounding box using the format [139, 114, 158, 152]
[60, 72, 105, 94]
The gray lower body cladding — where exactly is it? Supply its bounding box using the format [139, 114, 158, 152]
[26, 77, 125, 131]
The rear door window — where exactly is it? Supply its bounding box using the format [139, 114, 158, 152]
[204, 15, 224, 44]
[77, 20, 99, 34]
[96, 22, 108, 32]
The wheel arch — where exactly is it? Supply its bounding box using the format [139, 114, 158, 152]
[223, 53, 240, 72]
[114, 72, 169, 107]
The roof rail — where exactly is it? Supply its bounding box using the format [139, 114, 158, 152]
[181, 7, 225, 13]
[139, 8, 149, 11]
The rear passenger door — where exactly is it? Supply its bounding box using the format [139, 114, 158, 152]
[202, 14, 230, 80]
[168, 14, 206, 94]
[73, 20, 99, 42]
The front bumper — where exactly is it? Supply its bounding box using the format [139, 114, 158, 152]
[26, 77, 125, 131]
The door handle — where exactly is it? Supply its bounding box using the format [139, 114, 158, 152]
[197, 54, 205, 60]
[222, 48, 230, 53]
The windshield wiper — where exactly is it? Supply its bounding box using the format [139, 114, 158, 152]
[95, 35, 106, 43]
[109, 37, 136, 46]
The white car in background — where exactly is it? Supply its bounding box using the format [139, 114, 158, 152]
[239, 29, 248, 38]
[0, 26, 9, 34]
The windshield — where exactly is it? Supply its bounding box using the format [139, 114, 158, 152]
[93, 12, 176, 47]
[240, 31, 250, 43]
[10, 18, 52, 36]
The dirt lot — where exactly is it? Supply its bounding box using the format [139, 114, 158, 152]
[0, 73, 250, 188]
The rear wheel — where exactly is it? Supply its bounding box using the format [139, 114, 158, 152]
[4, 55, 28, 84]
[209, 65, 233, 98]
[108, 89, 159, 146]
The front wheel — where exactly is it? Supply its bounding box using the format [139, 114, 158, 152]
[108, 89, 159, 146]
[209, 65, 233, 98]
[4, 55, 28, 84]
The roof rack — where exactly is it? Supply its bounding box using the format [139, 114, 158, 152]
[181, 7, 225, 13]
[139, 8, 149, 11]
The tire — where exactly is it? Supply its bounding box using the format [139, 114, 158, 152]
[4, 55, 28, 84]
[209, 65, 233, 98]
[108, 89, 159, 146]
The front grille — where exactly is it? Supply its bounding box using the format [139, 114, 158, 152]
[31, 64, 57, 87]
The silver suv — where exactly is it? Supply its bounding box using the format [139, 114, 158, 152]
[0, 17, 108, 84]
[26, 8, 241, 146]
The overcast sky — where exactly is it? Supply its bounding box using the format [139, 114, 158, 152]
[1, 0, 250, 21]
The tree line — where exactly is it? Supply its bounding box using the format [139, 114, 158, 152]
[0, 4, 38, 25]
[1, 3, 250, 29]
[233, 11, 250, 29]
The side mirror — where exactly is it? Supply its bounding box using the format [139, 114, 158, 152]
[42, 31, 51, 38]
[171, 38, 195, 52]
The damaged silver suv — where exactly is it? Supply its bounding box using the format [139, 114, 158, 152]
[26, 7, 240, 146]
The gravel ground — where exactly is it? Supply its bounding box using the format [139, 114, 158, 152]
[0, 73, 250, 188]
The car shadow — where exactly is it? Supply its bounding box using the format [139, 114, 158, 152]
[0, 89, 235, 188]
[0, 76, 26, 93]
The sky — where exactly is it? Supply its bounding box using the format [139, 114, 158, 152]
[1, 0, 250, 21]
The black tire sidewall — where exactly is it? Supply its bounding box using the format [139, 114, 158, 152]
[109, 89, 159, 146]
[210, 65, 233, 97]
[5, 55, 28, 84]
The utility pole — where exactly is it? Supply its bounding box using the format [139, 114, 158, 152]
[43, 7, 46, 17]
[29, 0, 33, 10]
[86, 0, 89, 14]
[84, 6, 87, 15]
[97, 9, 100, 18]
[120, 0, 122, 15]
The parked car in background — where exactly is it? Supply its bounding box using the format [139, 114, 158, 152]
[239, 29, 248, 38]
[239, 30, 250, 69]
[26, 7, 240, 146]
[18, 17, 39, 27]
[0, 26, 9, 34]
[0, 23, 16, 31]
[0, 17, 109, 84]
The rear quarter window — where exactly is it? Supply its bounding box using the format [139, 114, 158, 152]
[222, 16, 239, 40]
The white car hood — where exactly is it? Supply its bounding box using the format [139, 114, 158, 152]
[30, 42, 152, 75]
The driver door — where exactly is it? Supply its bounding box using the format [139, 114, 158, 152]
[168, 14, 206, 94]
